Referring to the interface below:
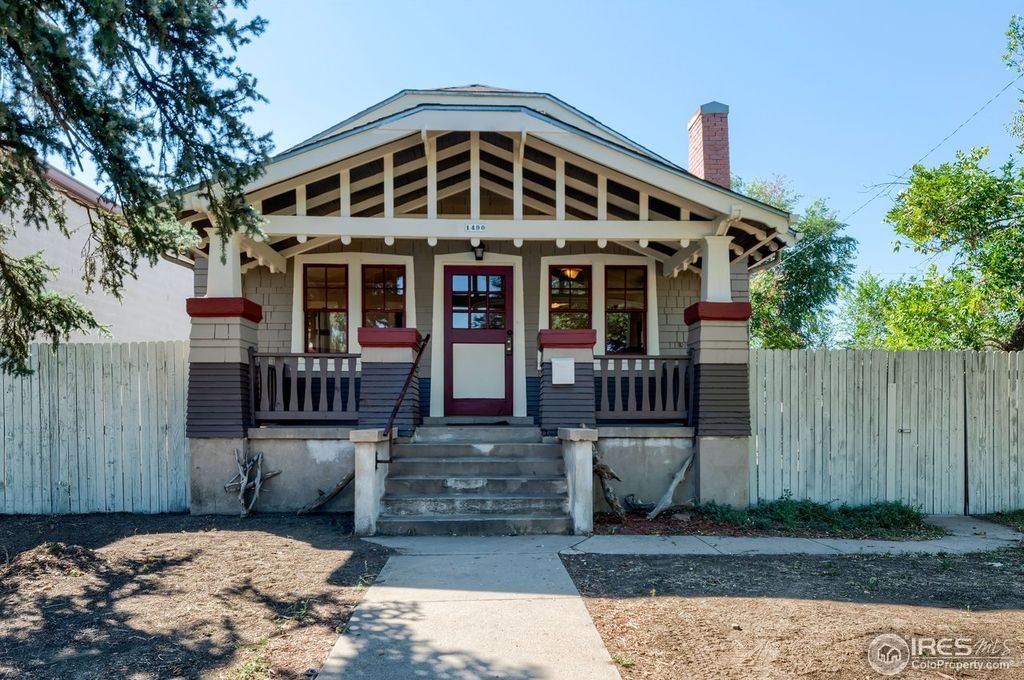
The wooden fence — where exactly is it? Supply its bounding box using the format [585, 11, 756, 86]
[0, 341, 189, 514]
[750, 350, 1023, 514]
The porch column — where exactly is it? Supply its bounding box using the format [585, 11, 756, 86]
[186, 222, 260, 440]
[357, 328, 423, 435]
[538, 329, 597, 435]
[686, 283, 752, 509]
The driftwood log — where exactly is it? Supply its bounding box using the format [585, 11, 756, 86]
[224, 450, 280, 517]
[297, 471, 355, 515]
[646, 453, 694, 520]
[592, 446, 626, 521]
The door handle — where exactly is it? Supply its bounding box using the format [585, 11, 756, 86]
[505, 329, 513, 355]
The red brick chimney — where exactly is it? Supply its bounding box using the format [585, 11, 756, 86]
[688, 101, 730, 189]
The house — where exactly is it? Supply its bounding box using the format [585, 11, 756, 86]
[180, 86, 795, 533]
[7, 166, 193, 342]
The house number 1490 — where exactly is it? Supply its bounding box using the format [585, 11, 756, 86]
[465, 224, 486, 232]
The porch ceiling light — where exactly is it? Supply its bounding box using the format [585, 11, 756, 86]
[559, 266, 583, 281]
[472, 241, 485, 261]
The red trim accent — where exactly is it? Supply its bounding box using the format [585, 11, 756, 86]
[444, 265, 514, 416]
[683, 301, 752, 325]
[538, 329, 597, 349]
[357, 327, 422, 348]
[187, 297, 262, 323]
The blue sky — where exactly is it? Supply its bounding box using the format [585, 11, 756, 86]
[180, 2, 1024, 278]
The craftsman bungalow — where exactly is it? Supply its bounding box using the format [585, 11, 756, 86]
[181, 86, 795, 534]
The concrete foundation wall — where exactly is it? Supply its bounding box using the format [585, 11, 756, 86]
[594, 432, 696, 512]
[189, 433, 355, 515]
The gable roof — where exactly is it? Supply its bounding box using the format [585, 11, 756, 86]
[284, 85, 679, 170]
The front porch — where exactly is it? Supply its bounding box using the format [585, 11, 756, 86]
[180, 89, 794, 530]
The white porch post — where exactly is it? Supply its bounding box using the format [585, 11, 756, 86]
[205, 226, 243, 298]
[700, 235, 733, 302]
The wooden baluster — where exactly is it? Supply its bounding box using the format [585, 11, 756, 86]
[625, 358, 635, 414]
[303, 357, 313, 412]
[599, 358, 610, 416]
[332, 356, 342, 413]
[318, 356, 328, 413]
[653, 358, 663, 415]
[637, 358, 649, 414]
[289, 356, 299, 412]
[282, 358, 294, 411]
[671, 359, 680, 413]
[274, 358, 285, 413]
[259, 357, 270, 414]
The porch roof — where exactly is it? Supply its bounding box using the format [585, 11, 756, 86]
[181, 88, 796, 279]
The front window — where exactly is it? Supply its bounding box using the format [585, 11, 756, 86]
[605, 265, 646, 353]
[362, 265, 406, 328]
[304, 264, 348, 352]
[549, 265, 592, 330]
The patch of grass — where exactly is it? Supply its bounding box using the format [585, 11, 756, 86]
[982, 510, 1024, 533]
[612, 654, 635, 669]
[694, 495, 943, 539]
[234, 640, 269, 680]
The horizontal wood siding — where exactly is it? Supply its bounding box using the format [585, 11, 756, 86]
[187, 362, 250, 438]
[358, 362, 420, 435]
[539, 363, 595, 432]
[0, 342, 189, 514]
[693, 363, 749, 436]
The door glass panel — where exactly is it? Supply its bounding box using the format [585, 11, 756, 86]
[488, 275, 504, 291]
[475, 275, 489, 292]
[489, 313, 505, 329]
[452, 275, 470, 292]
[452, 312, 469, 329]
[470, 312, 488, 329]
[488, 292, 505, 310]
[451, 293, 469, 311]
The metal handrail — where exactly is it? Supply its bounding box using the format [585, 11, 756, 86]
[382, 333, 431, 439]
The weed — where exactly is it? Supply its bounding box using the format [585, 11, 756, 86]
[613, 654, 635, 668]
[982, 510, 1024, 533]
[693, 497, 942, 539]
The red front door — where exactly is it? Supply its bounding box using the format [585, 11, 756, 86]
[444, 265, 514, 416]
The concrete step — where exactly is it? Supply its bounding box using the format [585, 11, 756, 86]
[382, 493, 568, 516]
[391, 442, 561, 459]
[386, 475, 568, 496]
[412, 426, 543, 444]
[387, 456, 564, 477]
[422, 416, 536, 426]
[376, 513, 573, 536]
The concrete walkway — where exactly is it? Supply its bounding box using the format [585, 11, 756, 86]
[318, 535, 619, 680]
[564, 515, 1022, 556]
[319, 517, 1020, 678]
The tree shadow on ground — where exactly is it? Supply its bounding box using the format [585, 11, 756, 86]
[323, 599, 547, 680]
[561, 548, 1024, 612]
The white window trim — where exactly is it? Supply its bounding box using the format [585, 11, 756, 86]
[429, 251, 527, 418]
[291, 252, 416, 354]
[538, 253, 660, 358]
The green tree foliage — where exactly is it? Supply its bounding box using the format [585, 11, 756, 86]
[0, 0, 271, 374]
[882, 146, 1024, 350]
[734, 176, 858, 349]
[836, 271, 887, 348]
[839, 16, 1024, 351]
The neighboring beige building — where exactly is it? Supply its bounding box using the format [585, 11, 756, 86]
[8, 167, 192, 342]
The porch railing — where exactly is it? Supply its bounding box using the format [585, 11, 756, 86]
[250, 352, 360, 422]
[595, 355, 691, 422]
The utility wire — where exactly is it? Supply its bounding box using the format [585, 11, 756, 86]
[766, 72, 1024, 274]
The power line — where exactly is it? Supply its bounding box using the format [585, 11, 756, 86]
[767, 72, 1024, 275]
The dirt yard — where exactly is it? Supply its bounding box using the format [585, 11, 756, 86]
[563, 548, 1024, 679]
[0, 514, 389, 679]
